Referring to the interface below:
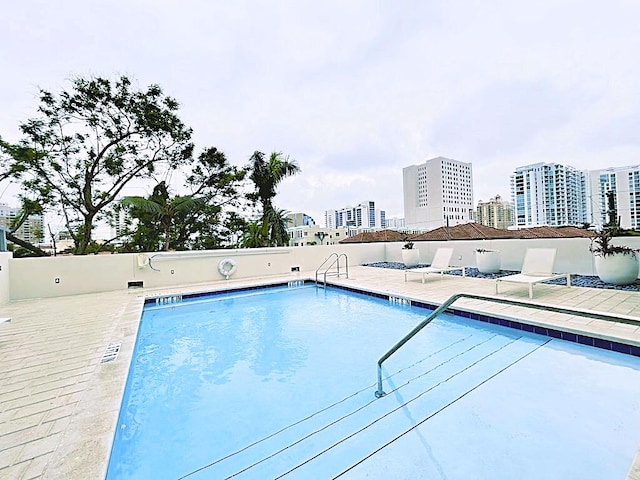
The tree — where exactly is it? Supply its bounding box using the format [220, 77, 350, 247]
[2, 196, 49, 257]
[119, 147, 248, 251]
[247, 151, 300, 246]
[265, 207, 291, 246]
[0, 75, 193, 254]
[121, 181, 205, 251]
[241, 220, 267, 248]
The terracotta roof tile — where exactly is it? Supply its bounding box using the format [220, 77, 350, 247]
[339, 229, 407, 243]
[340, 223, 594, 243]
[409, 223, 517, 241]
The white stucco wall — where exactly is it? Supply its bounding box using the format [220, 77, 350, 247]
[6, 237, 640, 301]
[0, 252, 12, 305]
[7, 243, 385, 300]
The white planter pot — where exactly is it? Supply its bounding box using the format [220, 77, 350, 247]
[595, 253, 639, 285]
[475, 250, 501, 274]
[402, 249, 420, 268]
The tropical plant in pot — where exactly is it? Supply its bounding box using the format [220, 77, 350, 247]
[475, 248, 501, 274]
[401, 238, 420, 268]
[589, 229, 639, 285]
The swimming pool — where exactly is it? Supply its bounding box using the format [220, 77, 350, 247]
[106, 284, 640, 479]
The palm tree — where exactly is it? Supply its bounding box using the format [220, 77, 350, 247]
[266, 207, 291, 246]
[248, 150, 300, 230]
[122, 181, 206, 251]
[241, 220, 266, 248]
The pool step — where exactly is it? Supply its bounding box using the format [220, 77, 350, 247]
[186, 334, 546, 479]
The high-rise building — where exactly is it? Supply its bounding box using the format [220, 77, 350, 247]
[510, 162, 588, 228]
[0, 203, 45, 244]
[476, 195, 514, 229]
[588, 165, 640, 230]
[385, 217, 405, 229]
[403, 157, 474, 230]
[324, 201, 385, 229]
[286, 212, 316, 228]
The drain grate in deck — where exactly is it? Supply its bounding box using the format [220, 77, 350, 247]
[101, 343, 121, 364]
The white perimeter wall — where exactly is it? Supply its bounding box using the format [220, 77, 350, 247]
[0, 252, 11, 304]
[3, 236, 640, 302]
[5, 244, 384, 301]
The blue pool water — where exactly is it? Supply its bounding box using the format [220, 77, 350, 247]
[106, 284, 640, 479]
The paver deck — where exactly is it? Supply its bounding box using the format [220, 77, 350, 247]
[0, 266, 639, 479]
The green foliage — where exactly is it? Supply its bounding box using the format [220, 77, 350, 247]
[265, 207, 291, 247]
[118, 147, 247, 251]
[589, 228, 639, 258]
[246, 151, 300, 247]
[241, 220, 267, 248]
[0, 75, 193, 254]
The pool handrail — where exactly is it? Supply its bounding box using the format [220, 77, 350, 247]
[315, 253, 349, 287]
[375, 292, 640, 398]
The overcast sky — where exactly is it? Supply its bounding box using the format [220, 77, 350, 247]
[2, 1, 640, 227]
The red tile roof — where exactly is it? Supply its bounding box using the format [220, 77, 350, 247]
[338, 229, 408, 243]
[409, 223, 517, 241]
[339, 223, 595, 243]
[515, 226, 594, 238]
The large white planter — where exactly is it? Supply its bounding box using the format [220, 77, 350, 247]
[402, 249, 420, 268]
[475, 250, 501, 274]
[594, 253, 639, 285]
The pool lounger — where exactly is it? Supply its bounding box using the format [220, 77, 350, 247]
[404, 247, 465, 283]
[495, 248, 571, 299]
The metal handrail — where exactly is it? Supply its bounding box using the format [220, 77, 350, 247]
[315, 253, 349, 287]
[375, 292, 640, 398]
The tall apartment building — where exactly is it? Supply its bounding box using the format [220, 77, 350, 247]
[588, 165, 640, 230]
[324, 201, 385, 229]
[476, 195, 514, 229]
[510, 163, 588, 228]
[403, 157, 474, 230]
[385, 217, 405, 229]
[0, 203, 45, 244]
[286, 212, 316, 228]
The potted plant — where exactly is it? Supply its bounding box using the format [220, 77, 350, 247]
[475, 248, 501, 274]
[401, 239, 420, 268]
[589, 229, 639, 285]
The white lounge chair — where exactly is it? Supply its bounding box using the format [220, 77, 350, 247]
[404, 247, 465, 283]
[495, 248, 571, 299]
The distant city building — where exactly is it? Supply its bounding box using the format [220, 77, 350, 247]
[288, 224, 349, 247]
[385, 217, 405, 229]
[324, 201, 385, 229]
[286, 212, 316, 228]
[403, 156, 474, 230]
[476, 195, 514, 229]
[110, 207, 131, 241]
[510, 163, 588, 228]
[0, 202, 45, 244]
[588, 165, 640, 230]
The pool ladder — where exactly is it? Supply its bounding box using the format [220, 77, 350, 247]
[375, 292, 640, 398]
[315, 253, 349, 288]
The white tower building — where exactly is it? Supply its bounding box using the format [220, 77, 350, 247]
[589, 165, 640, 230]
[324, 201, 385, 229]
[510, 162, 588, 228]
[403, 157, 474, 230]
[0, 203, 45, 244]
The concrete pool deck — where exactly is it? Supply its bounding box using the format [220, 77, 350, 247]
[0, 266, 639, 479]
